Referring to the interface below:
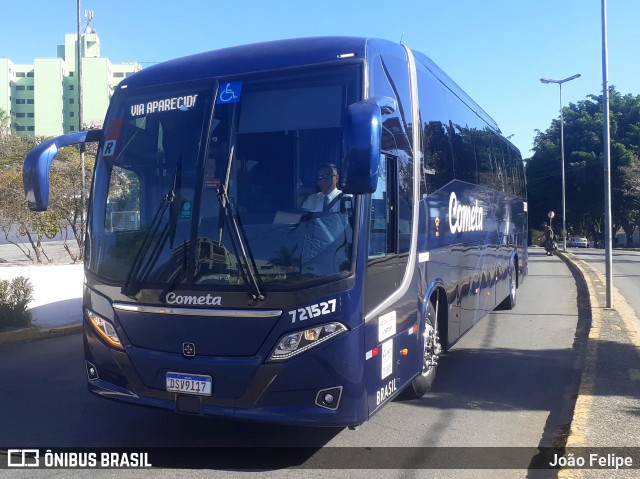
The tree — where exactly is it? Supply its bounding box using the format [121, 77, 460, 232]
[0, 131, 95, 262]
[0, 162, 61, 263]
[527, 87, 640, 245]
[621, 160, 640, 199]
[48, 146, 95, 260]
[0, 108, 12, 140]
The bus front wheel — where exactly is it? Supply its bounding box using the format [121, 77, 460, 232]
[406, 299, 441, 398]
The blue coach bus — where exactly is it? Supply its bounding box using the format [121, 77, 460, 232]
[23, 37, 527, 427]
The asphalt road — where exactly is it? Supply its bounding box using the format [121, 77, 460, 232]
[0, 248, 590, 478]
[569, 248, 640, 328]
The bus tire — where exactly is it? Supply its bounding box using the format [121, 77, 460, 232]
[496, 256, 517, 310]
[406, 299, 441, 398]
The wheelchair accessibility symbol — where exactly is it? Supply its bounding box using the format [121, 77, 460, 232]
[217, 81, 242, 104]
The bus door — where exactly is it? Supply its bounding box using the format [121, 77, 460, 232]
[363, 153, 418, 414]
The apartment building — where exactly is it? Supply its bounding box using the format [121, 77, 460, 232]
[0, 31, 141, 137]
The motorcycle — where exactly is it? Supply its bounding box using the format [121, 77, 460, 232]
[545, 238, 558, 256]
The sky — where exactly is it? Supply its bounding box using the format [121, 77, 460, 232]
[2, 0, 639, 158]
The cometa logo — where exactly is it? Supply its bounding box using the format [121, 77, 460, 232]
[448, 192, 484, 234]
[165, 292, 222, 306]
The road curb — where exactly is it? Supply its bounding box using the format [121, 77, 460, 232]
[0, 322, 82, 346]
[555, 251, 601, 479]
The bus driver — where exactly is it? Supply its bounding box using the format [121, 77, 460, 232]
[302, 163, 342, 212]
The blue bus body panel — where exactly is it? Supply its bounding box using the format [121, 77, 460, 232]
[114, 307, 279, 357]
[122, 37, 374, 89]
[420, 180, 527, 334]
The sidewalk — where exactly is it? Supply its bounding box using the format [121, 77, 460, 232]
[0, 241, 83, 344]
[556, 250, 640, 478]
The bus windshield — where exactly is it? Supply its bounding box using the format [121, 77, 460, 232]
[87, 65, 361, 293]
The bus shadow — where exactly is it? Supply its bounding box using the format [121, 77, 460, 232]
[28, 298, 83, 329]
[423, 346, 578, 413]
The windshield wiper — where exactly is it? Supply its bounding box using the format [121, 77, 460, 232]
[216, 183, 265, 303]
[168, 156, 183, 248]
[158, 239, 188, 301]
[121, 161, 181, 298]
[121, 190, 174, 297]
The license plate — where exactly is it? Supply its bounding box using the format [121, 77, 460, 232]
[166, 372, 212, 396]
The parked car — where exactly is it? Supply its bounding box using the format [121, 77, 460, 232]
[568, 235, 588, 248]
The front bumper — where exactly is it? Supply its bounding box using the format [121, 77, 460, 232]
[84, 321, 367, 427]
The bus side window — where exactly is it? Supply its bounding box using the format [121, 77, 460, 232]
[364, 154, 401, 312]
[368, 164, 388, 258]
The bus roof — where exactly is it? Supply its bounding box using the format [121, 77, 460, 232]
[119, 36, 502, 137]
[120, 36, 374, 89]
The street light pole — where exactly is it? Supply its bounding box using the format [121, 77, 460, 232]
[540, 74, 581, 252]
[602, 0, 613, 308]
[77, 0, 86, 244]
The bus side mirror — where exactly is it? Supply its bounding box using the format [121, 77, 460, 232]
[342, 96, 396, 194]
[23, 129, 103, 212]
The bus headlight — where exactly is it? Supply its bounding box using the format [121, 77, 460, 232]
[268, 322, 347, 362]
[85, 308, 123, 349]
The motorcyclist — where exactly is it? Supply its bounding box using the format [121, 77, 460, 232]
[543, 222, 554, 256]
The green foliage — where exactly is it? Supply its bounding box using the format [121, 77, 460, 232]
[0, 129, 96, 262]
[0, 134, 36, 169]
[527, 87, 640, 242]
[0, 108, 12, 140]
[0, 276, 34, 330]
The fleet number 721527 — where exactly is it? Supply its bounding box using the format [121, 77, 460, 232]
[289, 299, 337, 323]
